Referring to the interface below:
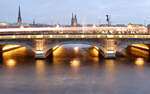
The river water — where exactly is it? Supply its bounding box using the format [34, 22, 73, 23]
[0, 45, 150, 94]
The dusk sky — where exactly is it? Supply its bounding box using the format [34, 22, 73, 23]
[0, 0, 150, 25]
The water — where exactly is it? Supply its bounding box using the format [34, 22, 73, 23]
[0, 46, 150, 94]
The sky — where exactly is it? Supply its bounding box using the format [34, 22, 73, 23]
[0, 0, 150, 25]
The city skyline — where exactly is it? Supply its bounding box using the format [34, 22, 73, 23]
[0, 0, 150, 25]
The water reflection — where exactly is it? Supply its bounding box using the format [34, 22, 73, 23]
[104, 59, 116, 87]
[36, 60, 46, 75]
[135, 58, 145, 67]
[70, 58, 80, 68]
[104, 59, 115, 72]
[5, 59, 16, 68]
[1, 44, 150, 94]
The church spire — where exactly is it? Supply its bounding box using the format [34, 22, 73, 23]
[18, 5, 22, 25]
[74, 14, 77, 22]
[33, 19, 35, 25]
[71, 13, 74, 26]
[71, 13, 78, 27]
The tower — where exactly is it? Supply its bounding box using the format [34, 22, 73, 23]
[74, 14, 77, 26]
[33, 19, 35, 25]
[17, 5, 22, 25]
[71, 13, 78, 27]
[106, 14, 110, 26]
[71, 13, 74, 25]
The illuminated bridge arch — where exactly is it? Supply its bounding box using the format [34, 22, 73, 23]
[117, 40, 150, 52]
[0, 40, 35, 53]
[45, 40, 105, 57]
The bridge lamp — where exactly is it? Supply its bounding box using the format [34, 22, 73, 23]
[97, 35, 101, 38]
[12, 35, 16, 38]
[74, 47, 79, 51]
[65, 35, 69, 38]
[50, 35, 53, 38]
[27, 35, 31, 38]
[81, 35, 85, 38]
[107, 35, 114, 38]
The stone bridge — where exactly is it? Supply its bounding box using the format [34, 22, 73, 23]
[0, 34, 150, 59]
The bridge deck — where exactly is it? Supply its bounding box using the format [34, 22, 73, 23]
[0, 34, 150, 39]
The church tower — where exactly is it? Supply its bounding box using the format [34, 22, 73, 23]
[17, 5, 22, 25]
[71, 13, 78, 27]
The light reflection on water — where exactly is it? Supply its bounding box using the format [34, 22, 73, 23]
[36, 60, 46, 75]
[70, 58, 80, 68]
[0, 46, 150, 94]
[5, 59, 16, 68]
[135, 58, 145, 67]
[104, 59, 115, 72]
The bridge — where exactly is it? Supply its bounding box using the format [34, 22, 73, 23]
[0, 26, 149, 59]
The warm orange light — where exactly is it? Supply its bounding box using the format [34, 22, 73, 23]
[53, 46, 62, 57]
[36, 60, 45, 74]
[65, 35, 69, 38]
[81, 35, 85, 38]
[135, 58, 145, 67]
[93, 46, 99, 50]
[6, 59, 16, 68]
[92, 48, 99, 56]
[74, 47, 79, 54]
[105, 59, 115, 72]
[53, 45, 60, 50]
[3, 45, 21, 51]
[70, 59, 80, 68]
[74, 47, 79, 51]
[132, 44, 149, 50]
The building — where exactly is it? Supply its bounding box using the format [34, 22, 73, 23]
[71, 13, 78, 27]
[147, 24, 150, 33]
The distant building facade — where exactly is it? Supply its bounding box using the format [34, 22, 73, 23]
[147, 24, 150, 33]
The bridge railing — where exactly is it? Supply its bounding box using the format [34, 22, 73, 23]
[0, 34, 150, 39]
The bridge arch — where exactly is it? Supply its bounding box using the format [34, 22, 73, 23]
[0, 42, 35, 53]
[117, 40, 150, 52]
[45, 40, 105, 57]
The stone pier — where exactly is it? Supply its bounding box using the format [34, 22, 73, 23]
[35, 39, 46, 59]
[104, 39, 116, 58]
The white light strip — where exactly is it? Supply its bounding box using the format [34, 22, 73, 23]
[132, 44, 149, 50]
[0, 26, 147, 32]
[107, 51, 115, 54]
[3, 45, 21, 51]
